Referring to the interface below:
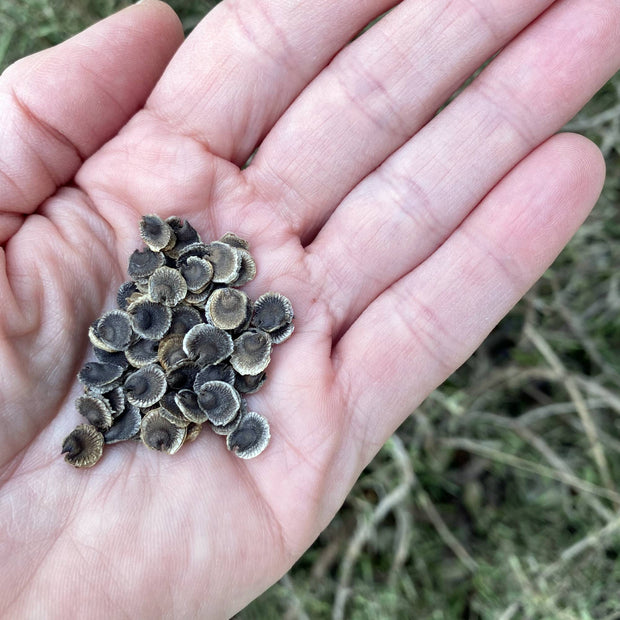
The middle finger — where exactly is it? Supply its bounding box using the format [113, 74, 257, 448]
[246, 0, 556, 240]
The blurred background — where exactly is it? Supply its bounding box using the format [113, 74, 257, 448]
[2, 1, 619, 618]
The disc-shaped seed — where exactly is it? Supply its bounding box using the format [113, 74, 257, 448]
[75, 394, 113, 431]
[205, 288, 249, 331]
[125, 338, 160, 368]
[184, 287, 212, 308]
[128, 298, 172, 340]
[85, 378, 123, 395]
[165, 360, 200, 391]
[203, 241, 240, 284]
[251, 292, 294, 333]
[234, 370, 266, 394]
[185, 422, 203, 443]
[226, 412, 270, 459]
[268, 321, 295, 345]
[183, 324, 233, 367]
[127, 248, 165, 279]
[176, 242, 209, 264]
[160, 392, 191, 428]
[140, 409, 186, 454]
[230, 329, 272, 376]
[134, 277, 150, 293]
[179, 256, 213, 292]
[93, 347, 129, 370]
[124, 365, 167, 408]
[140, 214, 174, 251]
[219, 232, 249, 250]
[209, 407, 242, 436]
[93, 310, 133, 352]
[158, 334, 187, 370]
[196, 380, 240, 425]
[88, 322, 117, 353]
[194, 364, 235, 391]
[103, 404, 141, 444]
[231, 301, 253, 336]
[165, 217, 201, 259]
[78, 361, 125, 389]
[148, 266, 187, 307]
[169, 304, 202, 335]
[117, 281, 139, 310]
[174, 389, 205, 423]
[231, 249, 256, 287]
[61, 424, 104, 468]
[101, 386, 125, 418]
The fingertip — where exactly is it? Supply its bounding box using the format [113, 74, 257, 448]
[543, 132, 606, 219]
[127, 0, 185, 50]
[0, 0, 187, 215]
[560, 131, 606, 194]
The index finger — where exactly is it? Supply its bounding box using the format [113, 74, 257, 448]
[145, 0, 399, 165]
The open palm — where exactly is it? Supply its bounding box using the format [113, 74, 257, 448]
[1, 0, 618, 616]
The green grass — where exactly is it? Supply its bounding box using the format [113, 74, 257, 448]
[2, 2, 620, 618]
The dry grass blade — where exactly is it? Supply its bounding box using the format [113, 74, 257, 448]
[524, 323, 615, 494]
[440, 437, 620, 504]
[332, 436, 414, 620]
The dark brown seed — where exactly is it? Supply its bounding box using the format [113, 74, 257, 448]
[61, 424, 104, 468]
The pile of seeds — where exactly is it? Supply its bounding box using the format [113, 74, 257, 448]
[61, 214, 293, 468]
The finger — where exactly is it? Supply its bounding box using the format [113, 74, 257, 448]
[306, 0, 620, 335]
[145, 0, 399, 165]
[0, 0, 183, 232]
[246, 0, 556, 239]
[334, 133, 604, 475]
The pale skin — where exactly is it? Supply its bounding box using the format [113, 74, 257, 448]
[0, 0, 618, 616]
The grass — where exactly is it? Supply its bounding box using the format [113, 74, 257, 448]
[2, 2, 620, 618]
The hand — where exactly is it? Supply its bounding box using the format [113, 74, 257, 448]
[0, 0, 617, 616]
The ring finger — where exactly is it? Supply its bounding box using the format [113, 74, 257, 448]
[305, 0, 620, 336]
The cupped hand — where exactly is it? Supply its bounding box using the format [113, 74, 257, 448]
[0, 0, 618, 616]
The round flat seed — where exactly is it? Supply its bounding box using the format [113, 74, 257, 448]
[196, 380, 240, 426]
[194, 364, 235, 391]
[251, 292, 294, 333]
[124, 365, 167, 408]
[93, 347, 129, 370]
[230, 329, 272, 376]
[61, 424, 104, 468]
[75, 394, 113, 431]
[125, 338, 160, 368]
[103, 404, 141, 444]
[166, 360, 200, 391]
[101, 386, 126, 418]
[226, 412, 270, 459]
[203, 241, 240, 284]
[231, 249, 256, 287]
[175, 389, 207, 424]
[78, 361, 125, 389]
[117, 281, 139, 310]
[165, 217, 201, 259]
[158, 334, 187, 371]
[140, 214, 174, 251]
[148, 266, 187, 307]
[127, 248, 165, 279]
[183, 324, 233, 367]
[205, 288, 249, 331]
[160, 391, 191, 428]
[169, 304, 202, 335]
[128, 298, 172, 340]
[219, 232, 249, 250]
[268, 321, 295, 345]
[141, 408, 186, 454]
[234, 370, 266, 394]
[180, 256, 213, 292]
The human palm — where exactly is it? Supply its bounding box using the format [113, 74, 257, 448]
[0, 0, 618, 616]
